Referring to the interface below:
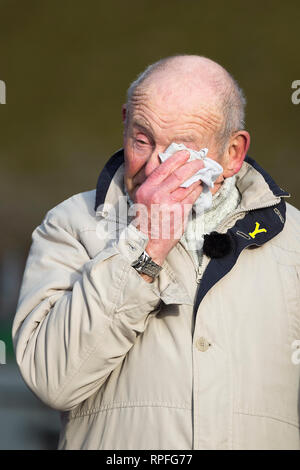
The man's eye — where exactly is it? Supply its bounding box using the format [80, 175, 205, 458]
[136, 139, 148, 145]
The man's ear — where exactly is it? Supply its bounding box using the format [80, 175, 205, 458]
[222, 131, 250, 178]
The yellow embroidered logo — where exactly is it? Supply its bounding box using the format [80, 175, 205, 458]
[249, 222, 267, 239]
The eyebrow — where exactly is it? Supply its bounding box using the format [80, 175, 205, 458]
[132, 119, 154, 139]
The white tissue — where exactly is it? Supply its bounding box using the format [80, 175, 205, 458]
[158, 143, 223, 211]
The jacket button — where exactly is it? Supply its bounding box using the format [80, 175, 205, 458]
[196, 337, 211, 352]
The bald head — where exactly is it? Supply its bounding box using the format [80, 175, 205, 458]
[126, 55, 246, 153]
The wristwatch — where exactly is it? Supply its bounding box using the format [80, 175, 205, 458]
[131, 251, 162, 278]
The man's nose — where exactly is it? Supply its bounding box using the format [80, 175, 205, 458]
[144, 147, 163, 177]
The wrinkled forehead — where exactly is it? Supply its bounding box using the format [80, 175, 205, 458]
[130, 74, 223, 125]
[128, 83, 223, 143]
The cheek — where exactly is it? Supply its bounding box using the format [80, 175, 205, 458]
[207, 149, 226, 171]
[125, 158, 143, 179]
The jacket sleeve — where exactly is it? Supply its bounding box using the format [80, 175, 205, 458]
[12, 213, 191, 411]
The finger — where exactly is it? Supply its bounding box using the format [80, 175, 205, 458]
[161, 159, 204, 193]
[146, 150, 190, 186]
[170, 180, 202, 202]
[181, 182, 203, 206]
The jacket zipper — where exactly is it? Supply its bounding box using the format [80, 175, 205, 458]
[196, 255, 209, 283]
[196, 265, 203, 283]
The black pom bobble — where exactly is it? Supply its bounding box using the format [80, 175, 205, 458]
[203, 232, 232, 258]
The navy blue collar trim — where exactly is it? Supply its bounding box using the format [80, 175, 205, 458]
[193, 196, 287, 316]
[94, 149, 125, 211]
[244, 155, 289, 197]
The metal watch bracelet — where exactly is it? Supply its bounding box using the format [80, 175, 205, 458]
[131, 251, 162, 278]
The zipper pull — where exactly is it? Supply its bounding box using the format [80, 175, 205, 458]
[196, 265, 203, 283]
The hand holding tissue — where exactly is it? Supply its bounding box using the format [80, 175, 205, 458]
[158, 143, 223, 211]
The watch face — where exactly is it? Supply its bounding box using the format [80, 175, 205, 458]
[131, 253, 145, 269]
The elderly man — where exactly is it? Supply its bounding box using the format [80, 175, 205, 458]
[13, 55, 300, 450]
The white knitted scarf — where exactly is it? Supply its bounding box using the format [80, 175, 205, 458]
[180, 175, 241, 265]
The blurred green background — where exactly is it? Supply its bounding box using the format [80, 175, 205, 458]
[0, 0, 299, 449]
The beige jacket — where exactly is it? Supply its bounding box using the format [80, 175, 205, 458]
[12, 151, 300, 450]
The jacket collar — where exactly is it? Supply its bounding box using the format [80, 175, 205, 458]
[94, 148, 125, 212]
[235, 155, 289, 211]
[243, 155, 289, 198]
